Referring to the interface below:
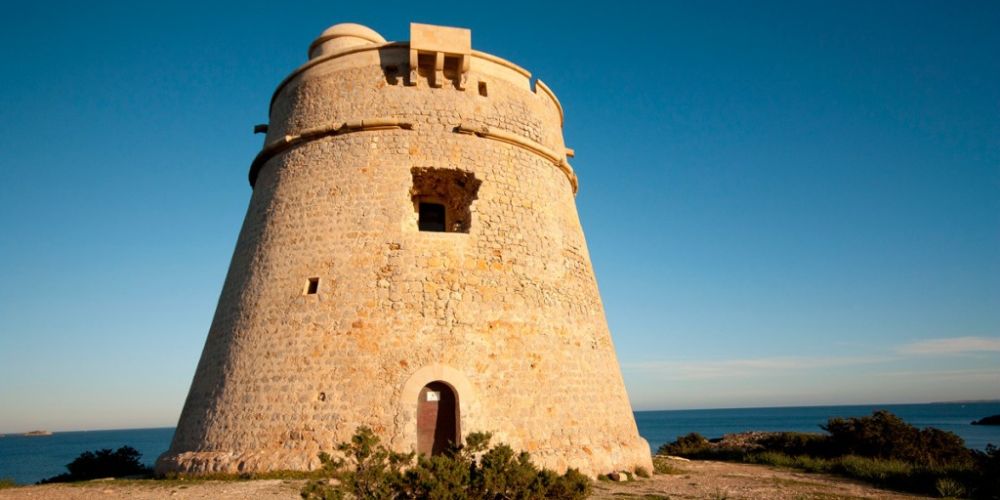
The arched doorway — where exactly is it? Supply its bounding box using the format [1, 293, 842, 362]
[417, 381, 459, 455]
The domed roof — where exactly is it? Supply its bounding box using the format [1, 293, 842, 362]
[309, 23, 386, 59]
[318, 23, 386, 44]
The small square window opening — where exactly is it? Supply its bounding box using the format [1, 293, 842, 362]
[418, 202, 447, 232]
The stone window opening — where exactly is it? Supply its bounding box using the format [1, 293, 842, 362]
[478, 81, 488, 97]
[411, 167, 481, 234]
[304, 277, 319, 295]
[443, 55, 462, 80]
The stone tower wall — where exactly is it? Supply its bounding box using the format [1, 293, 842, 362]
[158, 23, 651, 477]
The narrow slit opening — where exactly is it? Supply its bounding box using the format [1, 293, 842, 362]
[305, 277, 319, 295]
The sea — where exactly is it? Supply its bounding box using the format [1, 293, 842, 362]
[1, 402, 998, 485]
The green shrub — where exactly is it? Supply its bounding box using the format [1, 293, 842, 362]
[935, 478, 965, 498]
[0, 478, 17, 489]
[822, 410, 972, 467]
[399, 453, 472, 498]
[750, 451, 796, 468]
[634, 466, 650, 478]
[657, 432, 710, 456]
[832, 455, 912, 484]
[39, 446, 152, 484]
[301, 427, 590, 500]
[301, 427, 411, 500]
[531, 468, 591, 499]
[971, 444, 1000, 499]
[651, 457, 685, 475]
[790, 454, 830, 473]
[475, 443, 537, 496]
[756, 432, 829, 457]
[748, 451, 830, 474]
[917, 428, 975, 467]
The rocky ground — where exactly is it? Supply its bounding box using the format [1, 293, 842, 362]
[0, 458, 931, 499]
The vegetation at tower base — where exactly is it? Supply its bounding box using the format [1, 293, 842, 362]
[38, 446, 152, 484]
[657, 410, 1000, 499]
[300, 427, 591, 499]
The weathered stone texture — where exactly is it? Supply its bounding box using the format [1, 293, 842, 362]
[157, 22, 652, 478]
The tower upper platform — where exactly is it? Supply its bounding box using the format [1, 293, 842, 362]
[255, 22, 574, 193]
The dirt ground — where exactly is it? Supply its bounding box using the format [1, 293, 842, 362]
[0, 479, 301, 500]
[0, 458, 932, 499]
[593, 458, 932, 500]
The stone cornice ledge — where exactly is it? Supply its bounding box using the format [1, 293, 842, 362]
[249, 119, 414, 187]
[454, 124, 579, 194]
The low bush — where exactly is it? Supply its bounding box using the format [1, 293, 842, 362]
[651, 457, 685, 475]
[39, 446, 152, 483]
[748, 451, 798, 469]
[822, 410, 972, 467]
[756, 432, 829, 457]
[789, 454, 829, 473]
[971, 444, 1000, 499]
[657, 432, 709, 456]
[0, 478, 17, 489]
[831, 455, 913, 485]
[749, 450, 838, 474]
[935, 478, 966, 498]
[301, 427, 590, 499]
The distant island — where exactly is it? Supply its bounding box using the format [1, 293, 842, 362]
[23, 430, 53, 436]
[971, 414, 1000, 426]
[930, 399, 1000, 404]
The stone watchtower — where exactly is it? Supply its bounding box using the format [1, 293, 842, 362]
[157, 22, 652, 477]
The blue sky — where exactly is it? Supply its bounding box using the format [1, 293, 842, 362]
[0, 1, 998, 432]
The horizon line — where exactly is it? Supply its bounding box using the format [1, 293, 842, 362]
[5, 399, 999, 435]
